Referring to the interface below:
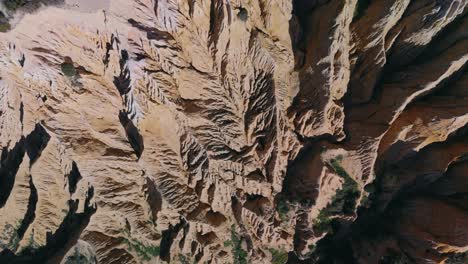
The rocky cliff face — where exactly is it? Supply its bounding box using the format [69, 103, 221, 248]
[0, 0, 466, 263]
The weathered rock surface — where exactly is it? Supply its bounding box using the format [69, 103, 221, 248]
[0, 0, 466, 263]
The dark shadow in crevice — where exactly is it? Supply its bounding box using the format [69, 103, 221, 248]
[16, 176, 38, 241]
[411, 13, 466, 66]
[118, 111, 144, 159]
[0, 186, 96, 264]
[308, 128, 468, 264]
[145, 177, 162, 223]
[113, 49, 131, 96]
[127, 19, 175, 42]
[159, 218, 188, 262]
[0, 123, 51, 208]
[25, 124, 50, 166]
[67, 161, 82, 194]
[0, 138, 26, 208]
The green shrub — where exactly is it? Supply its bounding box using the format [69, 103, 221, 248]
[237, 8, 248, 21]
[225, 225, 248, 264]
[18, 231, 37, 255]
[0, 222, 21, 252]
[312, 210, 334, 234]
[6, 230, 19, 250]
[446, 252, 468, 264]
[60, 62, 77, 77]
[0, 22, 11, 32]
[4, 0, 27, 10]
[60, 61, 82, 87]
[379, 251, 411, 264]
[360, 194, 370, 207]
[329, 155, 360, 214]
[308, 244, 316, 253]
[269, 248, 288, 264]
[313, 156, 360, 234]
[224, 240, 233, 247]
[364, 183, 376, 193]
[276, 198, 290, 222]
[178, 254, 191, 264]
[122, 237, 160, 261]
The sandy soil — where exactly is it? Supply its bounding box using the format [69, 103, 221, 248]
[64, 0, 109, 12]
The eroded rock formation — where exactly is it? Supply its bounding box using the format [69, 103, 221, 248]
[0, 0, 466, 263]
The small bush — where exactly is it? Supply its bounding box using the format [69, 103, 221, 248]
[60, 61, 83, 87]
[276, 198, 290, 222]
[0, 22, 10, 32]
[178, 254, 191, 264]
[360, 194, 371, 208]
[0, 222, 21, 252]
[4, 0, 27, 11]
[61, 62, 77, 77]
[312, 210, 334, 234]
[269, 248, 288, 264]
[313, 156, 360, 234]
[329, 156, 346, 178]
[6, 231, 19, 250]
[226, 225, 248, 264]
[329, 155, 360, 214]
[122, 237, 160, 261]
[237, 7, 248, 21]
[379, 251, 411, 264]
[445, 252, 468, 264]
[18, 231, 37, 255]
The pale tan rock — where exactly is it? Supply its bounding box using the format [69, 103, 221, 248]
[0, 0, 466, 263]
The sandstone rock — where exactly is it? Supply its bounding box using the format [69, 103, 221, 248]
[0, 0, 466, 263]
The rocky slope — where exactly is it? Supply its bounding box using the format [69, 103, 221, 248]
[0, 0, 466, 263]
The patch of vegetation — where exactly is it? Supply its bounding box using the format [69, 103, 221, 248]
[224, 225, 248, 264]
[60, 61, 83, 87]
[312, 210, 334, 234]
[68, 246, 89, 264]
[360, 182, 377, 208]
[307, 243, 316, 256]
[269, 248, 288, 264]
[276, 197, 290, 222]
[446, 252, 468, 264]
[237, 7, 248, 22]
[303, 243, 324, 261]
[313, 156, 360, 234]
[61, 245, 96, 264]
[25, 231, 35, 248]
[364, 183, 376, 193]
[18, 230, 38, 255]
[224, 239, 233, 247]
[360, 194, 371, 208]
[122, 237, 160, 262]
[178, 253, 191, 264]
[353, 0, 371, 20]
[379, 251, 412, 264]
[275, 195, 311, 224]
[6, 230, 20, 250]
[330, 157, 360, 214]
[320, 145, 327, 153]
[0, 222, 22, 252]
[60, 62, 77, 77]
[3, 0, 29, 11]
[0, 22, 11, 32]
